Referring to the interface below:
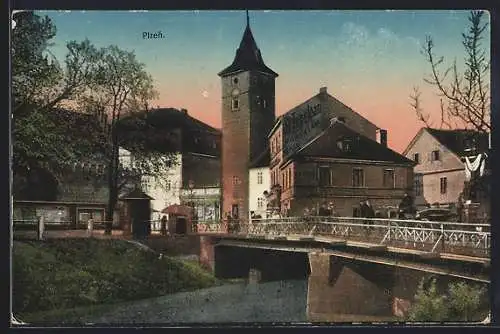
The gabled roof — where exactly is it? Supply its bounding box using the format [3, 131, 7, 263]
[249, 148, 270, 168]
[425, 128, 489, 157]
[403, 127, 489, 157]
[291, 120, 415, 165]
[218, 16, 278, 77]
[119, 188, 154, 200]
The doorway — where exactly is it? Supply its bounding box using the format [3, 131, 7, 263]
[176, 217, 187, 235]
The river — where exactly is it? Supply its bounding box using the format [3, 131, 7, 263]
[84, 280, 309, 324]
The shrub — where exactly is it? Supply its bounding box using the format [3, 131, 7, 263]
[407, 277, 448, 322]
[407, 276, 488, 322]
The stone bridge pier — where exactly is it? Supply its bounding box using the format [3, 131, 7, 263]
[306, 252, 459, 321]
[199, 237, 488, 322]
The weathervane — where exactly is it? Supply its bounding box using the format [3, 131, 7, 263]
[246, 10, 249, 26]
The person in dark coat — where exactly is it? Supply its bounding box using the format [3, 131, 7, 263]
[160, 215, 168, 236]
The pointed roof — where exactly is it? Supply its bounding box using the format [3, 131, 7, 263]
[290, 120, 415, 166]
[218, 12, 278, 77]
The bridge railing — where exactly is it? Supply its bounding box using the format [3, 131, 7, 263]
[193, 216, 490, 257]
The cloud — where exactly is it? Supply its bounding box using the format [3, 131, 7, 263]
[341, 22, 369, 47]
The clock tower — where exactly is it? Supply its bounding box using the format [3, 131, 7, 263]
[218, 11, 278, 223]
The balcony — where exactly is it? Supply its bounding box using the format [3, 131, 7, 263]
[294, 185, 409, 198]
[179, 187, 220, 198]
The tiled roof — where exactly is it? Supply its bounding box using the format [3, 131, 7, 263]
[249, 148, 270, 168]
[292, 120, 415, 165]
[425, 128, 489, 157]
[218, 22, 278, 77]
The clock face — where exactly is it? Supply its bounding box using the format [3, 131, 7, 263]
[231, 88, 240, 97]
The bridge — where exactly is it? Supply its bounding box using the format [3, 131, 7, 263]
[13, 216, 491, 321]
[192, 216, 490, 321]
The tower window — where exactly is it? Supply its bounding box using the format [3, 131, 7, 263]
[232, 98, 239, 111]
[233, 77, 239, 84]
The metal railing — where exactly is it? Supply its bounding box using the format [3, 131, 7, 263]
[192, 216, 490, 257]
[13, 218, 116, 240]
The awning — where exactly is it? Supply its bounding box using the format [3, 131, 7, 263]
[161, 204, 192, 216]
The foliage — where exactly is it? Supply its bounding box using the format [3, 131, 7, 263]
[407, 276, 488, 322]
[11, 12, 106, 194]
[407, 277, 448, 322]
[11, 11, 178, 212]
[12, 239, 217, 318]
[447, 281, 487, 321]
[410, 10, 490, 133]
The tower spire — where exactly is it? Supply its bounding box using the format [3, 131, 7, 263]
[246, 10, 249, 26]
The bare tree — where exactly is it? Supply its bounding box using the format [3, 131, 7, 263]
[410, 11, 490, 133]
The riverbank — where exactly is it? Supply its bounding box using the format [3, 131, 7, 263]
[12, 238, 218, 321]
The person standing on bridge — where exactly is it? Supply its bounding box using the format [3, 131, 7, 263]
[362, 199, 375, 231]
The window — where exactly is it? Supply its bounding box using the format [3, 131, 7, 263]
[232, 176, 239, 185]
[166, 180, 171, 191]
[232, 98, 239, 111]
[263, 99, 267, 108]
[414, 174, 423, 196]
[413, 153, 420, 164]
[431, 150, 440, 161]
[257, 197, 264, 208]
[440, 177, 447, 194]
[352, 168, 365, 187]
[338, 116, 346, 123]
[318, 166, 332, 186]
[257, 171, 263, 185]
[383, 169, 395, 188]
[233, 77, 239, 85]
[336, 138, 351, 152]
[288, 169, 292, 187]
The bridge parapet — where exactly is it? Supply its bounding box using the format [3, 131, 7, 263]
[192, 217, 490, 258]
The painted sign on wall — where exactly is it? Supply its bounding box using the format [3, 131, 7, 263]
[283, 103, 323, 157]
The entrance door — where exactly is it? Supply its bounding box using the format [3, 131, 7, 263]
[176, 217, 187, 235]
[231, 204, 239, 219]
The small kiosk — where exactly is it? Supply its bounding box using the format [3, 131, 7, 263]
[162, 204, 193, 235]
[120, 189, 154, 239]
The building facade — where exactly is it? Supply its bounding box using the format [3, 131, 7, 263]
[219, 15, 277, 221]
[272, 119, 414, 217]
[248, 150, 271, 219]
[403, 127, 489, 212]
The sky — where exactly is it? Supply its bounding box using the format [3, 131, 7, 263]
[34, 10, 490, 153]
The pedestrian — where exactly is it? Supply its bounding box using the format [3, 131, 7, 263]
[160, 215, 167, 236]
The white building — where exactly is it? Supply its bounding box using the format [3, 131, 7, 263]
[248, 150, 271, 219]
[119, 148, 183, 221]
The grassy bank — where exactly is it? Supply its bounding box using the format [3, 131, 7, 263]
[12, 238, 217, 322]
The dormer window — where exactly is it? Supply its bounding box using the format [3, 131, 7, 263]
[336, 138, 352, 152]
[464, 137, 476, 152]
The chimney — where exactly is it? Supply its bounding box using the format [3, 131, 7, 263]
[180, 108, 188, 114]
[319, 87, 327, 94]
[376, 129, 388, 147]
